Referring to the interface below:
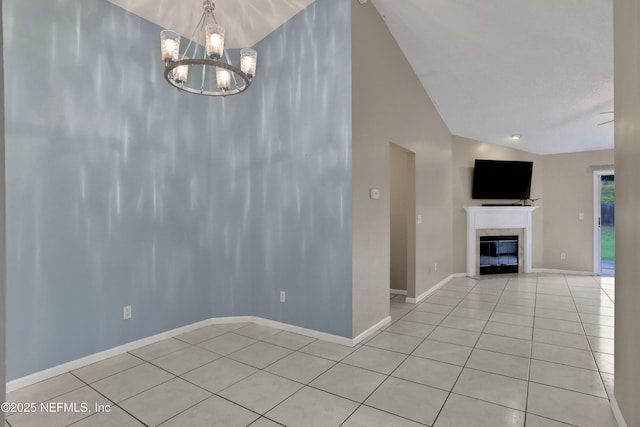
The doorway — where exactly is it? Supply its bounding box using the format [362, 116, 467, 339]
[389, 144, 416, 298]
[593, 170, 615, 276]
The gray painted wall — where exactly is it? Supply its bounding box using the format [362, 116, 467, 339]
[3, 0, 352, 380]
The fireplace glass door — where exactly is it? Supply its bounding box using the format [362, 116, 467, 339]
[479, 235, 519, 275]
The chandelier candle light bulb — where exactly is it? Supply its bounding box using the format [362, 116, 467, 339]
[240, 48, 258, 77]
[160, 30, 180, 62]
[159, 0, 257, 96]
[205, 24, 225, 59]
[173, 58, 190, 83]
[216, 67, 231, 90]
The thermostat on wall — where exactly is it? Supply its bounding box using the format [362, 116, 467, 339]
[370, 188, 380, 200]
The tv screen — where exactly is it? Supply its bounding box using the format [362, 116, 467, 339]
[472, 160, 533, 200]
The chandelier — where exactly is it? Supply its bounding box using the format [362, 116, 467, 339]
[160, 0, 258, 96]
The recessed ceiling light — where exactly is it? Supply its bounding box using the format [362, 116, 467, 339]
[510, 134, 522, 141]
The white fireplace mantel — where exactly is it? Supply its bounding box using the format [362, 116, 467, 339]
[464, 206, 538, 277]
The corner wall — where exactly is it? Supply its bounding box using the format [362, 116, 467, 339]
[451, 136, 543, 273]
[351, 0, 453, 336]
[613, 0, 640, 425]
[4, 0, 255, 380]
[3, 0, 353, 380]
[542, 150, 613, 272]
[452, 136, 614, 275]
[248, 0, 353, 338]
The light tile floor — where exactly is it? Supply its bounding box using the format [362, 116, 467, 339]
[5, 274, 617, 427]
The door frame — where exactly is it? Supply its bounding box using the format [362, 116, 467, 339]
[593, 169, 614, 275]
[389, 143, 416, 299]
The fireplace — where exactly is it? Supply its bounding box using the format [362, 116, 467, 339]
[479, 235, 519, 275]
[464, 206, 538, 277]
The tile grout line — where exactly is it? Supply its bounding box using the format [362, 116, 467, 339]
[10, 274, 617, 427]
[525, 274, 613, 426]
[471, 276, 529, 414]
[407, 278, 475, 425]
[75, 325, 299, 426]
[566, 275, 614, 402]
[429, 275, 523, 425]
[341, 286, 462, 426]
[523, 274, 539, 422]
[349, 276, 479, 426]
[129, 330, 305, 427]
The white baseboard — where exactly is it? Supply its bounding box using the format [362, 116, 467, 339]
[611, 396, 628, 427]
[247, 316, 354, 347]
[531, 268, 596, 276]
[405, 273, 465, 304]
[7, 315, 370, 393]
[6, 316, 224, 392]
[352, 316, 392, 345]
[390, 289, 407, 295]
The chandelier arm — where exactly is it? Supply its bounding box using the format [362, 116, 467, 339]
[208, 5, 219, 25]
[203, 1, 219, 26]
[164, 59, 251, 96]
[181, 12, 207, 61]
[201, 33, 208, 94]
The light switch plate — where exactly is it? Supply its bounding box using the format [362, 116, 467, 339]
[370, 188, 380, 200]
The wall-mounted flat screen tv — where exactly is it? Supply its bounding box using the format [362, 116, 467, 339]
[472, 159, 533, 200]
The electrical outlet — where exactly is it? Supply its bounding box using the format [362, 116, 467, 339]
[560, 252, 566, 260]
[279, 291, 286, 303]
[434, 263, 438, 272]
[123, 305, 132, 320]
[579, 212, 584, 220]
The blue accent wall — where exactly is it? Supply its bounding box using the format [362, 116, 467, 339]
[3, 0, 352, 380]
[246, 0, 352, 337]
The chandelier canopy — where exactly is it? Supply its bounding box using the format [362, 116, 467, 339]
[160, 0, 258, 96]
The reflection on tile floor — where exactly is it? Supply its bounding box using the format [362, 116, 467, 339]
[5, 274, 616, 426]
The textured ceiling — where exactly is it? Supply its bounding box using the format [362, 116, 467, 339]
[105, 0, 315, 48]
[371, 0, 614, 155]
[109, 0, 613, 155]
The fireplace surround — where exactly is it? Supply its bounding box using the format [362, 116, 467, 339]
[464, 206, 538, 277]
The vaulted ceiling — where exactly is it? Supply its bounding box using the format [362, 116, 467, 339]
[108, 0, 614, 155]
[106, 0, 315, 48]
[371, 0, 614, 155]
